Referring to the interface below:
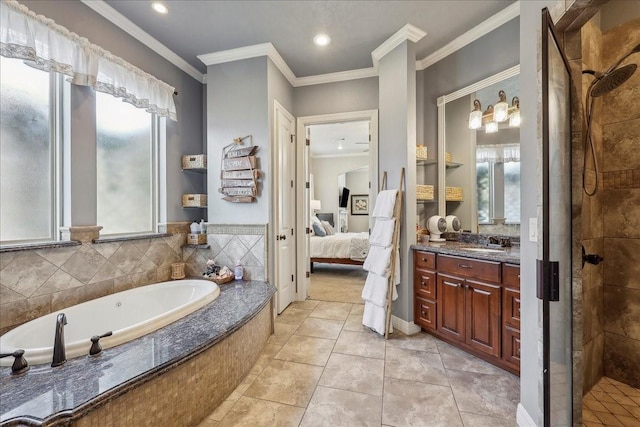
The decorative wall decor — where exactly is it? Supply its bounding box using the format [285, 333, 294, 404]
[219, 135, 261, 203]
[351, 194, 369, 215]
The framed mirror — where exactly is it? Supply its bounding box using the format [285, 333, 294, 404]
[437, 65, 521, 236]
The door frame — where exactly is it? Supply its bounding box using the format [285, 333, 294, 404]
[273, 100, 296, 313]
[295, 110, 379, 301]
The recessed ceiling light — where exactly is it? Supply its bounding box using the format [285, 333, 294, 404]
[313, 34, 331, 47]
[152, 2, 168, 14]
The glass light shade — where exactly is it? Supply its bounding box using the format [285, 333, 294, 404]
[509, 109, 521, 127]
[493, 101, 509, 122]
[485, 121, 499, 134]
[469, 110, 482, 129]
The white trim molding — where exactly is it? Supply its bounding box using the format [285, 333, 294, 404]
[417, 1, 520, 70]
[516, 403, 537, 426]
[372, 24, 427, 68]
[391, 316, 421, 335]
[80, 0, 205, 83]
[296, 67, 378, 87]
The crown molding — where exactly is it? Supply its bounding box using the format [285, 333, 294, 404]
[265, 43, 298, 86]
[295, 67, 378, 87]
[417, 1, 520, 71]
[437, 64, 520, 105]
[371, 23, 427, 68]
[80, 0, 205, 83]
[311, 152, 369, 159]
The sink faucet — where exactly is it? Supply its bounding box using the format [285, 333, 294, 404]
[52, 313, 67, 367]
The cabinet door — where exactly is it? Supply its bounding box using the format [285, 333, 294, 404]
[437, 273, 465, 342]
[465, 279, 501, 357]
[503, 325, 521, 367]
[415, 297, 437, 331]
[415, 270, 436, 300]
[503, 288, 521, 330]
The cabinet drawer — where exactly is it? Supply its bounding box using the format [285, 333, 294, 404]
[414, 251, 436, 270]
[415, 270, 436, 300]
[503, 288, 521, 329]
[502, 264, 520, 289]
[415, 297, 437, 331]
[437, 255, 501, 283]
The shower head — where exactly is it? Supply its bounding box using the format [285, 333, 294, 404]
[590, 63, 637, 97]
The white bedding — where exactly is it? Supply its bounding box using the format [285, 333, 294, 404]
[311, 232, 369, 261]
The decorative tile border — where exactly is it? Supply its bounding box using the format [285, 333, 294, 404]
[602, 169, 640, 190]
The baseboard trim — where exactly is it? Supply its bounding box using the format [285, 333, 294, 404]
[517, 403, 537, 426]
[391, 316, 421, 335]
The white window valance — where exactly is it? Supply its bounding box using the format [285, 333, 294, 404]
[476, 144, 520, 163]
[0, 0, 177, 121]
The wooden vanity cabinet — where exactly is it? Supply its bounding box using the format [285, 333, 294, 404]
[413, 251, 520, 375]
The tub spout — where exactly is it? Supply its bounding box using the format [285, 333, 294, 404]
[52, 313, 67, 367]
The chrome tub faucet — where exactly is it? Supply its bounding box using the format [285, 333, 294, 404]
[52, 313, 67, 367]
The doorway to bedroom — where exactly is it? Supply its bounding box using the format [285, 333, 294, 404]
[296, 110, 379, 304]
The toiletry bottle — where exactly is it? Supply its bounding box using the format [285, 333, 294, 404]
[190, 221, 199, 234]
[234, 260, 243, 281]
[199, 219, 206, 234]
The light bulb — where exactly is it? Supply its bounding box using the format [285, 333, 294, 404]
[493, 90, 509, 122]
[313, 34, 331, 46]
[152, 2, 168, 14]
[485, 121, 498, 134]
[468, 100, 482, 130]
[509, 110, 521, 127]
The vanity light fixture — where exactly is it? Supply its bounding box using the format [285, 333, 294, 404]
[493, 90, 509, 122]
[468, 99, 483, 130]
[313, 34, 331, 47]
[483, 105, 498, 134]
[509, 97, 521, 127]
[151, 2, 168, 14]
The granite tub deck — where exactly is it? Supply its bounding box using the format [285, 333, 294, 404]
[411, 241, 520, 264]
[0, 280, 276, 427]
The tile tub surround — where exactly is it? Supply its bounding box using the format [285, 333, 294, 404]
[410, 241, 520, 265]
[0, 280, 276, 426]
[184, 224, 267, 282]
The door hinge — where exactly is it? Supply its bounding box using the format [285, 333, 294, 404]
[290, 134, 294, 143]
[369, 134, 371, 141]
[369, 181, 371, 189]
[291, 180, 294, 188]
[306, 138, 310, 146]
[305, 181, 310, 189]
[306, 271, 310, 278]
[291, 229, 294, 236]
[306, 227, 310, 234]
[291, 274, 294, 282]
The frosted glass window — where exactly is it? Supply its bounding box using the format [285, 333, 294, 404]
[476, 162, 490, 223]
[0, 57, 52, 242]
[96, 92, 153, 235]
[504, 162, 521, 223]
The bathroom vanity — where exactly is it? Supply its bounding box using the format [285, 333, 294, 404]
[412, 243, 520, 375]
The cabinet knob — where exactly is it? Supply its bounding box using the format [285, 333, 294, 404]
[421, 258, 427, 262]
[421, 311, 426, 316]
[421, 281, 426, 287]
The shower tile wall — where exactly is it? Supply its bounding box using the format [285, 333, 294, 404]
[0, 227, 186, 335]
[601, 16, 640, 389]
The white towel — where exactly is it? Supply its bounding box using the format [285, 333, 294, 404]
[363, 245, 392, 277]
[369, 218, 395, 247]
[362, 302, 393, 335]
[372, 189, 398, 219]
[362, 272, 389, 307]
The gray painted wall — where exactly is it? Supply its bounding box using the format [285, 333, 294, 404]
[206, 57, 269, 224]
[379, 40, 417, 323]
[293, 78, 379, 118]
[21, 0, 205, 223]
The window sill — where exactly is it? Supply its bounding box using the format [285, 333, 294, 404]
[92, 233, 171, 244]
[0, 240, 82, 253]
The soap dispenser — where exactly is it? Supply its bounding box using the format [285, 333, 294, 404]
[199, 219, 206, 234]
[190, 221, 199, 234]
[234, 260, 243, 281]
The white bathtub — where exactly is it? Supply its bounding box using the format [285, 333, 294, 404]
[0, 279, 220, 366]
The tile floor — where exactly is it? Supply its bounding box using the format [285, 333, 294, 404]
[197, 299, 520, 426]
[308, 263, 367, 304]
[583, 376, 640, 426]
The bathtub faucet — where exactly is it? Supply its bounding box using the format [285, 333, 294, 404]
[51, 313, 67, 367]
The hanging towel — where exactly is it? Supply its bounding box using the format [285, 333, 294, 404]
[363, 245, 392, 277]
[363, 302, 392, 335]
[362, 272, 389, 307]
[372, 189, 398, 219]
[369, 218, 395, 247]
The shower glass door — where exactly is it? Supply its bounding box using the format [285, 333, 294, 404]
[540, 8, 573, 427]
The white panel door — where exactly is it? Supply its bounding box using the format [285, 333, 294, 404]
[275, 102, 296, 314]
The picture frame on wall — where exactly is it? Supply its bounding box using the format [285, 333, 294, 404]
[351, 194, 369, 215]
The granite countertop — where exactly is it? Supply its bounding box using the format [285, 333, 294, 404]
[411, 241, 520, 265]
[0, 280, 276, 426]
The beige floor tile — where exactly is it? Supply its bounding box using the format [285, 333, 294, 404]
[350, 303, 365, 315]
[309, 279, 364, 304]
[300, 386, 382, 427]
[290, 299, 319, 310]
[248, 352, 274, 376]
[267, 322, 298, 346]
[197, 418, 219, 427]
[333, 329, 386, 359]
[384, 346, 449, 386]
[309, 301, 353, 320]
[227, 373, 258, 401]
[386, 331, 439, 353]
[342, 312, 371, 332]
[274, 334, 335, 366]
[592, 410, 624, 426]
[261, 342, 283, 357]
[319, 352, 385, 396]
[459, 411, 516, 427]
[294, 316, 344, 339]
[275, 307, 312, 326]
[244, 359, 323, 407]
[207, 399, 236, 421]
[217, 396, 304, 427]
[438, 341, 511, 376]
[382, 377, 463, 426]
[447, 368, 520, 420]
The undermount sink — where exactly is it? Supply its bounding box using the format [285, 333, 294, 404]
[461, 248, 505, 253]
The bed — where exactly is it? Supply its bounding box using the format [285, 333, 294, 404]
[310, 232, 369, 271]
